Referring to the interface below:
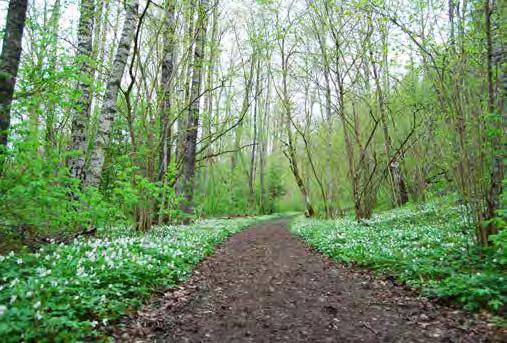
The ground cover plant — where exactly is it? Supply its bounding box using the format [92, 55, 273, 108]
[290, 201, 507, 314]
[0, 215, 278, 342]
[0, 0, 505, 340]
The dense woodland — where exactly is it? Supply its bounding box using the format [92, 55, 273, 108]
[1, 0, 505, 243]
[0, 0, 506, 339]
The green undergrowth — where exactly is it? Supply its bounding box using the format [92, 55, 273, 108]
[290, 202, 506, 314]
[0, 214, 280, 342]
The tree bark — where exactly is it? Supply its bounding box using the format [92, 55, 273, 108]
[175, 0, 209, 219]
[158, 0, 177, 182]
[285, 119, 314, 217]
[176, 0, 197, 165]
[157, 0, 177, 224]
[85, 0, 139, 187]
[312, 14, 334, 218]
[248, 57, 261, 204]
[203, 0, 219, 191]
[279, 34, 314, 217]
[259, 59, 271, 213]
[484, 0, 505, 242]
[231, 54, 255, 172]
[68, 0, 95, 183]
[0, 0, 29, 150]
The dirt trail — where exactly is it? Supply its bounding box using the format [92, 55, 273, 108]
[113, 219, 501, 342]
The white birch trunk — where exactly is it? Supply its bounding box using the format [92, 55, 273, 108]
[68, 0, 95, 182]
[85, 0, 139, 187]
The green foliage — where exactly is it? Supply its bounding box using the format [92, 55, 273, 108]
[0, 138, 120, 251]
[197, 164, 252, 216]
[107, 157, 181, 223]
[0, 136, 183, 251]
[196, 158, 289, 217]
[290, 200, 506, 313]
[266, 162, 286, 212]
[0, 215, 278, 342]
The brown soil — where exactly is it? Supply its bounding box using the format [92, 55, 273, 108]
[111, 219, 504, 342]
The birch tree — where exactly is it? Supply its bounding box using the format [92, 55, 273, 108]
[68, 0, 95, 182]
[86, 0, 139, 187]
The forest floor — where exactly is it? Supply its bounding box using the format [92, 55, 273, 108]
[111, 219, 504, 342]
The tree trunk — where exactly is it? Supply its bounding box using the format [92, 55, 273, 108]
[484, 0, 505, 243]
[285, 128, 314, 217]
[259, 61, 271, 213]
[44, 0, 62, 154]
[279, 36, 314, 217]
[313, 16, 334, 218]
[248, 57, 261, 204]
[370, 31, 408, 207]
[157, 0, 177, 224]
[0, 0, 29, 150]
[85, 0, 139, 187]
[175, 0, 209, 219]
[231, 54, 255, 172]
[339, 88, 361, 219]
[68, 0, 95, 183]
[158, 0, 176, 182]
[176, 0, 197, 165]
[203, 0, 219, 191]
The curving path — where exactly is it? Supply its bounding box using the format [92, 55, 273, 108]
[112, 219, 500, 342]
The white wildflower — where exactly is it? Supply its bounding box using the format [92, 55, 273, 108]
[0, 305, 6, 317]
[33, 301, 41, 309]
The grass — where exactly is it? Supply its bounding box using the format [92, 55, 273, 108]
[290, 201, 506, 314]
[0, 214, 279, 342]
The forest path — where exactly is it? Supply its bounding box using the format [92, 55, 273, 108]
[113, 219, 494, 342]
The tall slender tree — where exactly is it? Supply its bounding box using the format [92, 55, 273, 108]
[175, 0, 210, 218]
[86, 0, 139, 187]
[68, 0, 95, 183]
[370, 28, 408, 207]
[158, 0, 177, 182]
[0, 0, 29, 150]
[484, 0, 505, 241]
